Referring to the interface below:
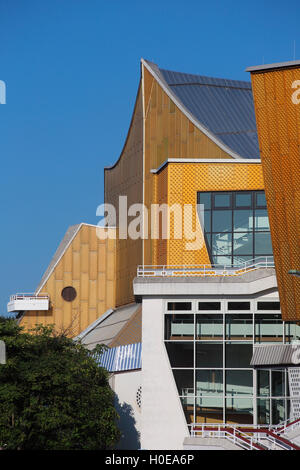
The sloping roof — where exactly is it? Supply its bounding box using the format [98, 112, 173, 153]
[95, 342, 141, 372]
[76, 303, 141, 350]
[143, 59, 259, 160]
[36, 224, 82, 293]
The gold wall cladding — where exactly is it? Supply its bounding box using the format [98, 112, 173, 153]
[20, 225, 117, 337]
[154, 162, 264, 266]
[250, 68, 300, 321]
[104, 85, 143, 307]
[142, 65, 235, 265]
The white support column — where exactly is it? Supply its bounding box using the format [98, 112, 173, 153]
[141, 297, 189, 450]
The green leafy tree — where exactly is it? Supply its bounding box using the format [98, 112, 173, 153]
[0, 318, 120, 450]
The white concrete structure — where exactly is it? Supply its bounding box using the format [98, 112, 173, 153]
[141, 298, 189, 450]
[133, 268, 300, 449]
[7, 293, 49, 312]
[109, 370, 142, 450]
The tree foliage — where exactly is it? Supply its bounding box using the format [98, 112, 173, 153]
[0, 318, 120, 450]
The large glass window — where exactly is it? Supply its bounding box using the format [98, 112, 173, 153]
[225, 343, 253, 368]
[165, 301, 291, 427]
[196, 342, 223, 368]
[196, 370, 223, 395]
[226, 398, 254, 424]
[196, 314, 223, 340]
[226, 314, 253, 340]
[165, 314, 194, 340]
[198, 190, 272, 266]
[195, 397, 224, 424]
[226, 370, 253, 396]
[255, 314, 283, 342]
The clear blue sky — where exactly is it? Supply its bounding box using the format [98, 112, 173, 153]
[0, 0, 298, 315]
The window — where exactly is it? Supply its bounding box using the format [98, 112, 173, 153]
[198, 190, 272, 266]
[228, 301, 250, 311]
[257, 301, 280, 311]
[198, 302, 221, 311]
[167, 302, 192, 311]
[61, 286, 77, 302]
[164, 300, 290, 427]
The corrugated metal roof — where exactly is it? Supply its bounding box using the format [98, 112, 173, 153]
[251, 344, 300, 366]
[95, 342, 142, 372]
[150, 64, 259, 159]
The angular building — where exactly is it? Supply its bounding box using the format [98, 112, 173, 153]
[7, 59, 300, 450]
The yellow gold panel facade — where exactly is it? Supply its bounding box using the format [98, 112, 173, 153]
[20, 225, 117, 337]
[153, 162, 264, 266]
[250, 66, 300, 320]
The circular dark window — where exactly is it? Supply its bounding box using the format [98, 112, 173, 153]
[61, 286, 77, 302]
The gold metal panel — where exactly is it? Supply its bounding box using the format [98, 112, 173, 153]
[250, 65, 300, 320]
[20, 225, 117, 337]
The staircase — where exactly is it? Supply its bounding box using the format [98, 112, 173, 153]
[190, 420, 300, 450]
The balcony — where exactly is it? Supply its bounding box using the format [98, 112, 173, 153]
[7, 293, 50, 313]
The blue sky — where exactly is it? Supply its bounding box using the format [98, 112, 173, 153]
[0, 0, 299, 314]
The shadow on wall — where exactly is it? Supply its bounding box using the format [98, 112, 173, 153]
[114, 393, 140, 450]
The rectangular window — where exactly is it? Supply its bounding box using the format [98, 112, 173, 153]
[257, 301, 280, 311]
[225, 398, 254, 424]
[196, 370, 223, 395]
[197, 190, 272, 266]
[196, 342, 223, 368]
[214, 193, 231, 208]
[225, 343, 253, 368]
[165, 314, 194, 340]
[225, 314, 253, 340]
[196, 314, 223, 340]
[167, 302, 192, 311]
[226, 370, 253, 396]
[255, 232, 272, 255]
[235, 192, 252, 208]
[198, 302, 221, 311]
[196, 397, 224, 424]
[255, 314, 283, 343]
[257, 370, 270, 397]
[228, 301, 251, 311]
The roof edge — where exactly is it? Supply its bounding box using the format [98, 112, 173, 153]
[141, 59, 245, 161]
[246, 60, 300, 73]
[150, 158, 261, 174]
[36, 224, 116, 294]
[104, 78, 142, 172]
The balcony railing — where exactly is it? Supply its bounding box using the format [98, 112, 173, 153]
[7, 293, 50, 313]
[137, 256, 275, 278]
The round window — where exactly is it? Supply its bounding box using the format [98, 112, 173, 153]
[61, 286, 77, 302]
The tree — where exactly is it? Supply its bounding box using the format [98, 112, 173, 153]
[0, 318, 120, 450]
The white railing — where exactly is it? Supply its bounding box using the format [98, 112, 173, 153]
[9, 293, 49, 302]
[189, 423, 265, 450]
[274, 416, 300, 434]
[137, 257, 275, 278]
[189, 422, 300, 451]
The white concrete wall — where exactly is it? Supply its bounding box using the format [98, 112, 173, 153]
[110, 370, 142, 449]
[141, 297, 189, 450]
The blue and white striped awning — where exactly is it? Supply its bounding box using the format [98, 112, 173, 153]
[96, 342, 142, 372]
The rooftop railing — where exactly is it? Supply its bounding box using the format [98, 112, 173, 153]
[137, 256, 275, 278]
[9, 293, 49, 302]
